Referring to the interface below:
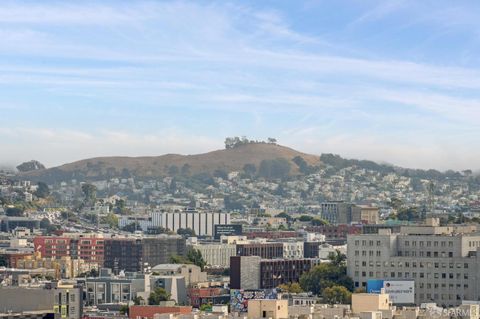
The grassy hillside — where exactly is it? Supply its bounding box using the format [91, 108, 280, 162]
[20, 143, 322, 183]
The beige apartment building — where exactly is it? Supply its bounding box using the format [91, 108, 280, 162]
[347, 219, 480, 307]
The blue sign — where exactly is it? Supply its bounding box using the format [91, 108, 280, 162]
[367, 279, 384, 293]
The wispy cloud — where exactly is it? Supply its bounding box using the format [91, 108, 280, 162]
[1, 1, 480, 170]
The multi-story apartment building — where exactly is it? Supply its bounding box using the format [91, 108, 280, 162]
[230, 256, 319, 290]
[347, 219, 480, 307]
[34, 234, 104, 265]
[103, 235, 186, 273]
[85, 268, 148, 306]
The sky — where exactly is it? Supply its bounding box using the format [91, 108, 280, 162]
[1, 0, 480, 171]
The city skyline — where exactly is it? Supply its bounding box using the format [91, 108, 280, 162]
[1, 0, 480, 170]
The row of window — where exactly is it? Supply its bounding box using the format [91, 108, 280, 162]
[404, 240, 454, 247]
[354, 260, 469, 269]
[354, 270, 469, 280]
[398, 251, 453, 257]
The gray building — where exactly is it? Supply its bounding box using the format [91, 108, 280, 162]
[321, 202, 353, 225]
[0, 283, 82, 319]
[85, 268, 149, 306]
[347, 219, 480, 307]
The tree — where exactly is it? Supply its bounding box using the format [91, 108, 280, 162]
[181, 164, 191, 176]
[292, 156, 314, 174]
[119, 305, 129, 315]
[328, 250, 346, 267]
[35, 182, 50, 198]
[311, 218, 328, 226]
[243, 164, 257, 177]
[101, 213, 119, 228]
[200, 303, 212, 312]
[114, 199, 127, 214]
[298, 215, 313, 222]
[148, 288, 171, 305]
[177, 228, 195, 237]
[322, 285, 352, 304]
[122, 222, 139, 233]
[133, 296, 145, 305]
[81, 184, 97, 205]
[0, 254, 7, 267]
[258, 158, 291, 180]
[168, 165, 179, 176]
[278, 282, 303, 293]
[275, 212, 293, 222]
[187, 248, 206, 271]
[40, 218, 58, 234]
[267, 137, 277, 144]
[395, 206, 421, 221]
[299, 253, 353, 295]
[170, 254, 189, 264]
[213, 169, 228, 180]
[6, 207, 24, 217]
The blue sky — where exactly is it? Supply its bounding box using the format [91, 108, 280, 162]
[1, 0, 480, 170]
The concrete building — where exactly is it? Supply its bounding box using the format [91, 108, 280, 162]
[321, 202, 353, 225]
[150, 264, 207, 286]
[247, 299, 289, 319]
[351, 206, 379, 224]
[0, 283, 83, 319]
[189, 242, 236, 267]
[230, 256, 318, 290]
[85, 268, 149, 306]
[347, 219, 480, 306]
[151, 210, 230, 237]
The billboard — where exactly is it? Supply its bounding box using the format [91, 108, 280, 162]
[367, 280, 414, 304]
[230, 289, 278, 312]
[214, 224, 243, 239]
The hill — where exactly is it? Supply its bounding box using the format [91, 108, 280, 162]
[19, 143, 322, 183]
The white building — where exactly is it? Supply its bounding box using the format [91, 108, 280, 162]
[151, 210, 230, 237]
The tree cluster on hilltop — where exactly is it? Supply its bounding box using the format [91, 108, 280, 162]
[224, 136, 277, 149]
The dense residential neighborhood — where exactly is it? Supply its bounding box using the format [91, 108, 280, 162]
[2, 147, 480, 319]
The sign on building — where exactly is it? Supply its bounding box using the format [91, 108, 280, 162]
[367, 280, 414, 304]
[214, 224, 242, 239]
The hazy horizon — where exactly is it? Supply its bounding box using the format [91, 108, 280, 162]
[2, 1, 480, 170]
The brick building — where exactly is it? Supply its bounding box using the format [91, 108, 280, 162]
[34, 235, 104, 265]
[236, 243, 284, 259]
